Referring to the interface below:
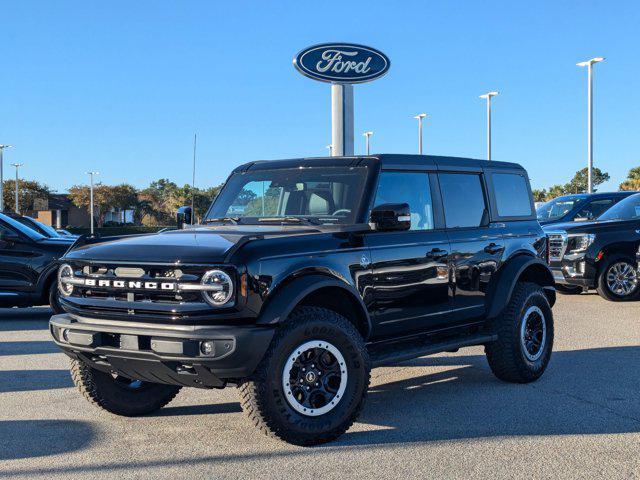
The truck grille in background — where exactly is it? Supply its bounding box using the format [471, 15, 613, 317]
[547, 233, 567, 261]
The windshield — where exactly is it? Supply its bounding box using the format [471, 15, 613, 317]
[598, 193, 640, 222]
[21, 217, 60, 237]
[0, 214, 46, 241]
[206, 166, 369, 225]
[536, 196, 584, 221]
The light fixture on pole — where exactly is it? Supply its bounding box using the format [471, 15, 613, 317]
[363, 131, 373, 155]
[86, 171, 99, 236]
[577, 57, 605, 193]
[326, 144, 332, 156]
[0, 145, 13, 212]
[413, 114, 427, 154]
[479, 92, 499, 161]
[10, 163, 23, 214]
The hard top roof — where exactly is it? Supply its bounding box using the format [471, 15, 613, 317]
[233, 154, 525, 173]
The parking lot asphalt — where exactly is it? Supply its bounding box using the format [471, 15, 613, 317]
[0, 294, 639, 480]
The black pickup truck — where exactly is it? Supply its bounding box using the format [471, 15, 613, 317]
[50, 154, 555, 445]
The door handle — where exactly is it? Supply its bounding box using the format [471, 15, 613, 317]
[426, 248, 448, 260]
[484, 243, 505, 255]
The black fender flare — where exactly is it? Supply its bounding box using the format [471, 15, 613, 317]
[36, 261, 61, 299]
[486, 255, 555, 319]
[256, 274, 372, 338]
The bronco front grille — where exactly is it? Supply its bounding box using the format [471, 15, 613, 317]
[547, 233, 567, 261]
[60, 261, 234, 319]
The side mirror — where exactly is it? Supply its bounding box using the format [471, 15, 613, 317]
[369, 203, 411, 231]
[176, 206, 192, 229]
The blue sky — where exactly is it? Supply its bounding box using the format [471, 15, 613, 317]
[2, 1, 639, 193]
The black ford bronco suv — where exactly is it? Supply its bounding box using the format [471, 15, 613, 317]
[50, 154, 555, 445]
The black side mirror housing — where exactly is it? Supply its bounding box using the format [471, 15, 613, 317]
[369, 203, 411, 231]
[176, 206, 192, 229]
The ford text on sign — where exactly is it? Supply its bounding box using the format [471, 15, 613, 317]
[293, 43, 390, 84]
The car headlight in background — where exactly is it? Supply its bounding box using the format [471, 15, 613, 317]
[567, 234, 595, 254]
[58, 263, 74, 296]
[200, 269, 234, 306]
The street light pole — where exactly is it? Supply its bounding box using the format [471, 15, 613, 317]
[577, 57, 605, 194]
[413, 114, 427, 154]
[0, 145, 13, 211]
[10, 163, 23, 214]
[363, 131, 373, 155]
[479, 92, 499, 161]
[86, 171, 99, 235]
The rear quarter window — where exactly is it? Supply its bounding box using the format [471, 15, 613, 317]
[491, 173, 533, 217]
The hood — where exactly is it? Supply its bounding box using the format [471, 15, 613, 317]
[543, 218, 633, 235]
[63, 225, 321, 264]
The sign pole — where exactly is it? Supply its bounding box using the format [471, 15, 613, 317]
[331, 84, 354, 156]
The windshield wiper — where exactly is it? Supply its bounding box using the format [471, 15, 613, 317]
[203, 217, 241, 225]
[257, 216, 323, 226]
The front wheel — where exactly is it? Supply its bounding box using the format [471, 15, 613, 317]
[596, 255, 640, 302]
[239, 307, 370, 446]
[485, 282, 554, 383]
[70, 359, 181, 416]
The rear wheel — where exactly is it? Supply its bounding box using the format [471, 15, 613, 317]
[239, 306, 370, 446]
[596, 255, 640, 302]
[485, 282, 554, 383]
[70, 359, 181, 416]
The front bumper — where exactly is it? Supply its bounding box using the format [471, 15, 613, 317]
[550, 255, 594, 288]
[50, 314, 275, 389]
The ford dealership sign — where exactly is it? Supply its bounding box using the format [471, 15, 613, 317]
[293, 43, 390, 84]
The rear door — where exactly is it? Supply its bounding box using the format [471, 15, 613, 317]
[366, 170, 451, 338]
[439, 171, 504, 321]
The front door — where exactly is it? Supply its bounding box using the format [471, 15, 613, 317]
[0, 223, 38, 303]
[366, 171, 451, 338]
[438, 172, 505, 321]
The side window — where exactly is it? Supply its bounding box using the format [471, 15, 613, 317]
[373, 172, 434, 230]
[574, 199, 614, 221]
[439, 173, 486, 228]
[491, 173, 533, 217]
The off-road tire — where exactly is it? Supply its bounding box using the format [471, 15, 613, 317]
[596, 254, 640, 302]
[49, 281, 64, 314]
[239, 306, 370, 446]
[485, 282, 554, 383]
[555, 284, 583, 295]
[70, 359, 181, 416]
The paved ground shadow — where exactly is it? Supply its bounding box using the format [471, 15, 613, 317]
[0, 341, 60, 356]
[336, 345, 640, 446]
[0, 307, 51, 331]
[0, 420, 95, 461]
[0, 369, 73, 393]
[152, 402, 243, 417]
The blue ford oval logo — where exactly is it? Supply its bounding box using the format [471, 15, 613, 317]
[293, 43, 390, 84]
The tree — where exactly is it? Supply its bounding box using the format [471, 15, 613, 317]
[68, 183, 138, 227]
[566, 167, 610, 194]
[2, 179, 52, 213]
[532, 189, 548, 203]
[619, 167, 640, 191]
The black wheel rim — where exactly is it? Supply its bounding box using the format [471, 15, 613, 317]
[520, 306, 546, 361]
[282, 340, 347, 417]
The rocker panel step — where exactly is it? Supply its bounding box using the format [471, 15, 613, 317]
[369, 333, 497, 368]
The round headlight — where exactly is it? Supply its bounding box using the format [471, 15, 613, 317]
[58, 263, 74, 297]
[201, 270, 234, 307]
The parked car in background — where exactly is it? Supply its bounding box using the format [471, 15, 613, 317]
[536, 191, 636, 226]
[544, 192, 640, 301]
[2, 212, 79, 240]
[0, 212, 75, 312]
